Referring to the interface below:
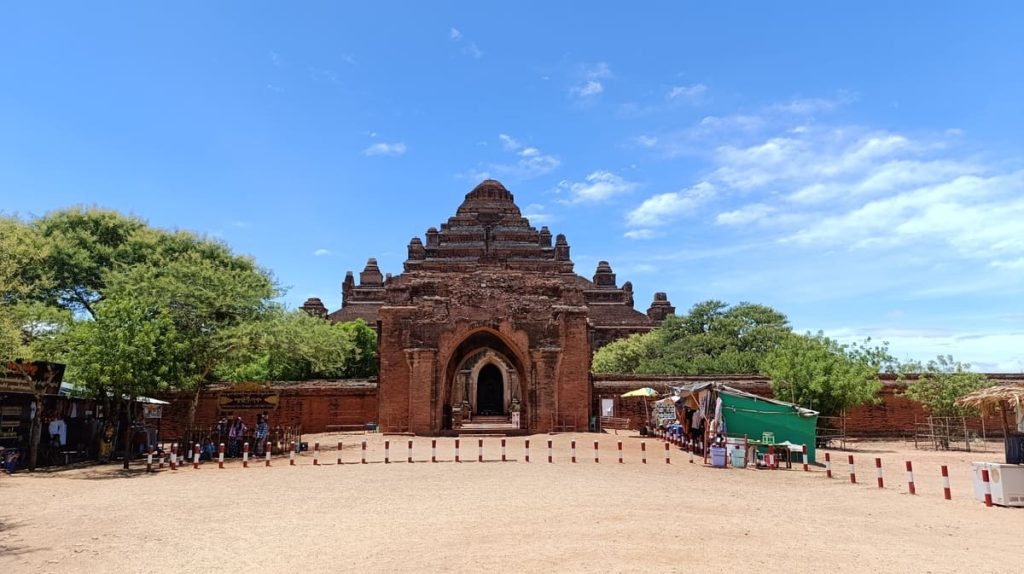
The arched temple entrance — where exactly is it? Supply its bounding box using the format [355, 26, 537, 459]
[443, 330, 525, 427]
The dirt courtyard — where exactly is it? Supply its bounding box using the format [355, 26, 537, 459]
[2, 433, 1021, 573]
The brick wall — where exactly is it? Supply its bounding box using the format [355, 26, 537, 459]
[157, 380, 378, 438]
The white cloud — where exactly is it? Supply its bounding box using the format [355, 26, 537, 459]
[308, 66, 340, 85]
[313, 249, 332, 257]
[498, 134, 521, 151]
[269, 51, 283, 66]
[522, 203, 556, 224]
[463, 135, 559, 181]
[570, 62, 612, 100]
[626, 182, 715, 227]
[449, 27, 483, 58]
[364, 142, 407, 156]
[266, 84, 284, 93]
[558, 171, 639, 204]
[825, 327, 1024, 373]
[624, 229, 660, 240]
[667, 83, 707, 101]
[634, 135, 658, 148]
[715, 203, 776, 226]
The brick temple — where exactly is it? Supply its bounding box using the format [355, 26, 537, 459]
[302, 180, 675, 435]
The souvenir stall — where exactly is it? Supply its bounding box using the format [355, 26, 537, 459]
[956, 384, 1024, 506]
[675, 381, 818, 469]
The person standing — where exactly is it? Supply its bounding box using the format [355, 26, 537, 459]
[254, 413, 269, 456]
[227, 417, 246, 457]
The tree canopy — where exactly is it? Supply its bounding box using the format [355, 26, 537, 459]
[901, 355, 992, 417]
[592, 300, 792, 375]
[761, 332, 896, 417]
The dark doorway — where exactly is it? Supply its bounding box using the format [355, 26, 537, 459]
[476, 364, 504, 415]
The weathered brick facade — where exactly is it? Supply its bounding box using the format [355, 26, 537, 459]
[309, 180, 673, 435]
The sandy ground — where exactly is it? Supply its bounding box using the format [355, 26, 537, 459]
[1, 433, 1021, 573]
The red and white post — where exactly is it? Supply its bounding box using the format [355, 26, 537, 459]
[618, 441, 624, 464]
[478, 439, 483, 463]
[825, 452, 832, 478]
[665, 441, 671, 464]
[170, 443, 178, 470]
[848, 455, 856, 484]
[641, 441, 647, 464]
[431, 439, 437, 463]
[571, 440, 577, 463]
[594, 441, 600, 464]
[265, 441, 271, 467]
[408, 440, 414, 463]
[875, 458, 884, 489]
[906, 461, 915, 495]
[501, 439, 506, 462]
[243, 442, 250, 468]
[146, 445, 154, 473]
[384, 440, 390, 464]
[313, 441, 320, 466]
[547, 439, 553, 463]
[981, 468, 993, 507]
[455, 439, 461, 463]
[361, 440, 367, 465]
[289, 441, 296, 466]
[525, 439, 530, 463]
[218, 443, 225, 469]
[802, 444, 809, 472]
[941, 465, 951, 500]
[192, 443, 200, 469]
[338, 441, 343, 465]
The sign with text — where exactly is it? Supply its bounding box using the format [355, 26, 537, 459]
[0, 361, 65, 395]
[217, 392, 280, 411]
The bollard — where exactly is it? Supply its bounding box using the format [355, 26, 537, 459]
[147, 446, 154, 473]
[906, 461, 915, 495]
[192, 444, 200, 469]
[547, 440, 553, 463]
[218, 443, 225, 469]
[478, 439, 483, 463]
[384, 440, 390, 464]
[941, 465, 951, 500]
[289, 441, 296, 466]
[158, 447, 165, 470]
[431, 439, 437, 463]
[848, 455, 856, 483]
[594, 441, 600, 464]
[875, 458, 884, 489]
[689, 446, 694, 464]
[525, 439, 530, 463]
[170, 443, 178, 471]
[618, 441, 624, 464]
[641, 441, 647, 464]
[571, 440, 577, 463]
[338, 442, 344, 466]
[243, 442, 250, 468]
[265, 441, 271, 467]
[361, 440, 367, 464]
[825, 452, 832, 478]
[455, 439, 461, 463]
[802, 444, 809, 472]
[408, 440, 414, 464]
[665, 441, 671, 464]
[768, 446, 776, 470]
[981, 469, 993, 507]
[501, 439, 506, 462]
[314, 441, 320, 466]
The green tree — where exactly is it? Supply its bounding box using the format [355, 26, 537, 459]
[902, 355, 991, 417]
[215, 312, 377, 381]
[592, 300, 792, 375]
[761, 332, 893, 417]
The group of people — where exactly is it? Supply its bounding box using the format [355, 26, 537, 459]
[203, 413, 271, 459]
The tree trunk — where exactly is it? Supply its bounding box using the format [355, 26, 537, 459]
[28, 397, 42, 471]
[121, 398, 134, 470]
[186, 384, 202, 430]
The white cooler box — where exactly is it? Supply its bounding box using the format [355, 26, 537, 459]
[971, 462, 1024, 507]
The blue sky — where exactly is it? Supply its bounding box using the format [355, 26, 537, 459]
[2, 3, 1023, 371]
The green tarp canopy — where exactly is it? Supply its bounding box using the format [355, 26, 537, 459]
[719, 390, 819, 463]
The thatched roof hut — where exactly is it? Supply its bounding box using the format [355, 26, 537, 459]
[956, 384, 1024, 434]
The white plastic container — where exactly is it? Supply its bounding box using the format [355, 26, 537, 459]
[971, 462, 1024, 507]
